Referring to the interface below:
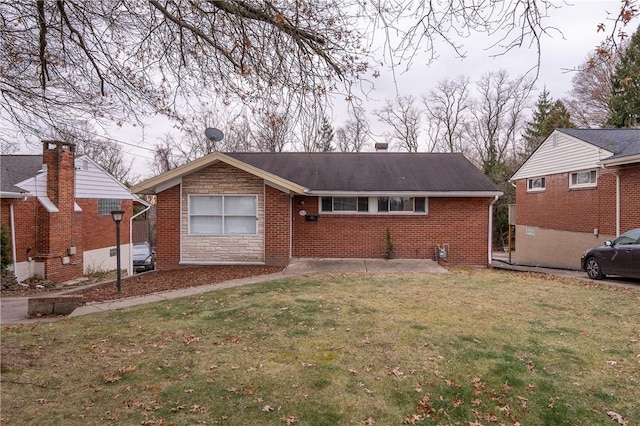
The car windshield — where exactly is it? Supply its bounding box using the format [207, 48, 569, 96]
[614, 229, 640, 246]
[133, 245, 151, 255]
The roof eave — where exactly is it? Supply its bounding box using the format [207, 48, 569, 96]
[131, 152, 307, 195]
[307, 190, 503, 198]
[598, 153, 640, 167]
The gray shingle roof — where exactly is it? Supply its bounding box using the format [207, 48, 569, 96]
[559, 128, 640, 159]
[0, 155, 43, 194]
[226, 152, 500, 193]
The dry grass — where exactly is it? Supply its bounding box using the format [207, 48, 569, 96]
[1, 269, 638, 425]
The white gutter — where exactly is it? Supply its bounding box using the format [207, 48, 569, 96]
[308, 190, 503, 197]
[488, 196, 499, 266]
[616, 173, 620, 236]
[129, 203, 152, 276]
[598, 153, 640, 167]
[9, 197, 28, 275]
[289, 195, 293, 262]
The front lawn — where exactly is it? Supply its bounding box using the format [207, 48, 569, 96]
[1, 269, 638, 425]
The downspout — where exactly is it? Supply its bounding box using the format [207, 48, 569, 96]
[289, 194, 293, 263]
[488, 196, 499, 266]
[9, 197, 28, 276]
[615, 172, 620, 236]
[129, 203, 152, 276]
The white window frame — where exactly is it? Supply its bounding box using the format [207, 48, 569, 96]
[569, 169, 597, 189]
[319, 196, 428, 215]
[320, 196, 369, 213]
[527, 177, 546, 192]
[188, 195, 258, 235]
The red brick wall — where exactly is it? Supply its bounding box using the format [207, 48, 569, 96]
[154, 183, 492, 267]
[619, 164, 640, 232]
[77, 199, 133, 251]
[264, 186, 290, 265]
[515, 166, 639, 235]
[0, 198, 38, 263]
[155, 185, 181, 269]
[291, 196, 492, 266]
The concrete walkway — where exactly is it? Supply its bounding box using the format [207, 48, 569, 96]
[1, 258, 447, 325]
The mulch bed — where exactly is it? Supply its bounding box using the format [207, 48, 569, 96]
[1, 266, 284, 304]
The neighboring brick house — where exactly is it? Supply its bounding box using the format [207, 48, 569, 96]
[510, 128, 640, 270]
[131, 152, 502, 269]
[1, 141, 145, 282]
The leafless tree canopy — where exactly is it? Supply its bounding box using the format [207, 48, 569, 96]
[60, 126, 135, 182]
[335, 106, 370, 152]
[423, 76, 471, 153]
[374, 95, 423, 152]
[2, 0, 622, 149]
[469, 70, 532, 170]
[564, 49, 622, 127]
[0, 0, 366, 144]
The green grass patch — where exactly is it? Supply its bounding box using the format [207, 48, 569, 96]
[1, 269, 639, 425]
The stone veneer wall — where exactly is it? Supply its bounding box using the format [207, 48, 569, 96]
[181, 164, 265, 263]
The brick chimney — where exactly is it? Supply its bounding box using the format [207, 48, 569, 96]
[375, 143, 388, 152]
[37, 141, 82, 282]
[43, 141, 76, 207]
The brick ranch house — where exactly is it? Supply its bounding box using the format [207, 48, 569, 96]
[510, 128, 640, 270]
[1, 141, 147, 282]
[131, 152, 503, 269]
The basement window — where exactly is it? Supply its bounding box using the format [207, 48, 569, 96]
[527, 177, 545, 192]
[98, 199, 121, 215]
[570, 170, 597, 188]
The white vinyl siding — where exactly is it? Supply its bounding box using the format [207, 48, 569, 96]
[511, 131, 614, 181]
[15, 155, 138, 201]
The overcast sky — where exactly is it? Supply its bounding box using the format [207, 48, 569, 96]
[12, 0, 639, 179]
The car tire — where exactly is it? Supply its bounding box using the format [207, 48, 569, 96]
[585, 257, 604, 280]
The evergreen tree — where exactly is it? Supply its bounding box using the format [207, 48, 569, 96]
[0, 225, 11, 272]
[540, 100, 575, 136]
[522, 88, 552, 155]
[317, 116, 335, 152]
[607, 24, 640, 127]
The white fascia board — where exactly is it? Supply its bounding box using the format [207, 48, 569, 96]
[599, 154, 640, 167]
[131, 153, 307, 195]
[308, 190, 503, 197]
[37, 196, 59, 213]
[156, 177, 182, 194]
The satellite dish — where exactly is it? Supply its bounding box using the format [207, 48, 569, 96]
[204, 127, 224, 142]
